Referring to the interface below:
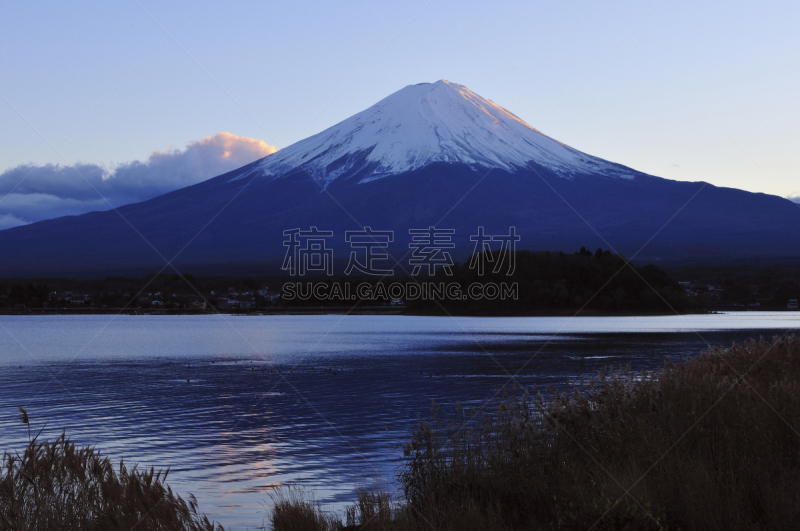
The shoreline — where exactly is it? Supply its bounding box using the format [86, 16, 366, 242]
[0, 306, 794, 317]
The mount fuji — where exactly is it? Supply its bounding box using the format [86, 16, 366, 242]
[1, 80, 799, 278]
[242, 80, 635, 186]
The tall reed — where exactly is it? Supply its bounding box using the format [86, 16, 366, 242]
[273, 335, 800, 530]
[0, 410, 222, 530]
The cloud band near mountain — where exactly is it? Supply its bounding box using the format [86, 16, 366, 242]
[0, 132, 277, 230]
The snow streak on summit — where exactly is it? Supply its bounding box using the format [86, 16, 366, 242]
[240, 80, 634, 187]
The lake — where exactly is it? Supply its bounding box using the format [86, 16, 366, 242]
[0, 312, 798, 529]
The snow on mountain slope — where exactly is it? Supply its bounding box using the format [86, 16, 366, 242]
[236, 80, 635, 187]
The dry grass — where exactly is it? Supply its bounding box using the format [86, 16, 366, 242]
[343, 489, 396, 531]
[269, 486, 341, 531]
[271, 335, 800, 530]
[0, 412, 222, 531]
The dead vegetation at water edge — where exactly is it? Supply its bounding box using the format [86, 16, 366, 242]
[0, 410, 222, 530]
[273, 335, 800, 530]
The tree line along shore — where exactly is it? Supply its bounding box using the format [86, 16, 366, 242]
[2, 248, 799, 315]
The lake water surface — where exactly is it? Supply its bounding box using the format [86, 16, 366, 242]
[0, 312, 798, 529]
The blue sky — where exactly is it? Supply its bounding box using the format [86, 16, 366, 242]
[1, 0, 798, 227]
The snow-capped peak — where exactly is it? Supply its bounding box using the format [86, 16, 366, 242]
[241, 80, 633, 186]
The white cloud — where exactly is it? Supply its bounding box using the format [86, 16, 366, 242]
[0, 132, 276, 228]
[0, 213, 29, 230]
